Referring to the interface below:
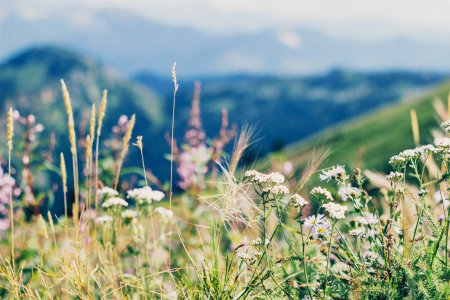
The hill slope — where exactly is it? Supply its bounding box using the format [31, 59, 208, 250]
[0, 46, 171, 179]
[136, 70, 447, 158]
[266, 81, 450, 178]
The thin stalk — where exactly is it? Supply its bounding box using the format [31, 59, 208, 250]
[323, 221, 336, 300]
[168, 63, 179, 271]
[8, 148, 14, 270]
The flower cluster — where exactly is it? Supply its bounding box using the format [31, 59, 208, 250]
[262, 184, 289, 196]
[310, 187, 333, 202]
[97, 186, 119, 198]
[244, 170, 285, 185]
[322, 202, 348, 219]
[102, 197, 128, 209]
[291, 194, 308, 210]
[385, 171, 404, 183]
[127, 186, 165, 205]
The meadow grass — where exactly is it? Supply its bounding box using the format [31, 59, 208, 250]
[0, 79, 449, 299]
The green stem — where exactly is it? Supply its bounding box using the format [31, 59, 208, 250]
[323, 221, 335, 300]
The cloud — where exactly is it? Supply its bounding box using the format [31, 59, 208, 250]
[2, 0, 450, 41]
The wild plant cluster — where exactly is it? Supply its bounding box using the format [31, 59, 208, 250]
[0, 72, 449, 299]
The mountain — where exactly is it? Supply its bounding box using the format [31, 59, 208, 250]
[135, 70, 447, 159]
[0, 46, 448, 185]
[0, 46, 171, 181]
[3, 10, 450, 76]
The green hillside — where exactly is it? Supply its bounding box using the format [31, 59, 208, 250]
[266, 81, 450, 176]
[0, 46, 173, 179]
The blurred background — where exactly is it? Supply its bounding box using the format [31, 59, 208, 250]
[1, 0, 450, 182]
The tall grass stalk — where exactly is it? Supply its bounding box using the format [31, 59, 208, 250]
[93, 90, 107, 249]
[7, 107, 14, 269]
[60, 152, 68, 237]
[88, 103, 96, 206]
[60, 80, 79, 230]
[169, 62, 179, 271]
[113, 114, 135, 189]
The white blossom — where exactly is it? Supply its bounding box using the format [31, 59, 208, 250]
[310, 187, 333, 202]
[322, 202, 347, 219]
[97, 186, 118, 198]
[319, 165, 347, 182]
[121, 209, 138, 219]
[291, 194, 308, 209]
[338, 186, 362, 201]
[102, 197, 128, 208]
[155, 207, 174, 222]
[127, 186, 165, 204]
[262, 184, 289, 196]
[96, 215, 113, 224]
[386, 171, 404, 183]
[304, 214, 325, 227]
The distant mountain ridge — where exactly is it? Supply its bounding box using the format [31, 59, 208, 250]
[0, 46, 448, 182]
[2, 10, 450, 76]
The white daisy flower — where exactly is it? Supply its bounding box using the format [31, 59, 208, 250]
[338, 185, 362, 201]
[311, 219, 331, 238]
[355, 212, 378, 225]
[304, 214, 325, 227]
[319, 165, 347, 182]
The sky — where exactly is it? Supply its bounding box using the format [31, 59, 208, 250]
[1, 0, 450, 41]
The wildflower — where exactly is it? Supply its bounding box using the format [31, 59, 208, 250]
[386, 171, 404, 183]
[96, 215, 113, 224]
[355, 212, 378, 225]
[237, 252, 257, 265]
[244, 170, 285, 185]
[434, 137, 450, 149]
[249, 237, 270, 246]
[310, 187, 333, 202]
[127, 186, 165, 204]
[121, 209, 138, 220]
[97, 186, 118, 198]
[267, 172, 285, 184]
[311, 219, 331, 238]
[262, 184, 289, 196]
[389, 148, 422, 168]
[177, 145, 212, 189]
[304, 214, 325, 227]
[319, 165, 347, 182]
[322, 202, 347, 219]
[348, 228, 366, 238]
[338, 185, 362, 201]
[131, 218, 145, 244]
[291, 194, 308, 209]
[441, 120, 450, 132]
[102, 197, 128, 208]
[155, 207, 174, 223]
